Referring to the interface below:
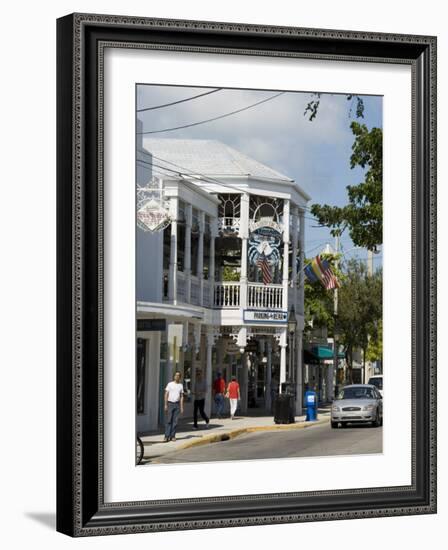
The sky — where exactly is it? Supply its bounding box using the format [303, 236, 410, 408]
[136, 84, 382, 268]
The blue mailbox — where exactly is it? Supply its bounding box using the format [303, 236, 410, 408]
[305, 390, 318, 421]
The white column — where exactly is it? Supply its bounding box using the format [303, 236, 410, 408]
[198, 212, 205, 306]
[298, 209, 305, 313]
[240, 193, 250, 309]
[166, 322, 175, 379]
[282, 199, 290, 310]
[291, 208, 299, 307]
[216, 338, 226, 412]
[184, 204, 192, 303]
[191, 326, 199, 385]
[265, 340, 272, 411]
[327, 353, 335, 402]
[279, 327, 287, 391]
[241, 352, 249, 415]
[295, 331, 303, 415]
[236, 327, 248, 414]
[193, 323, 201, 355]
[209, 220, 217, 307]
[205, 329, 214, 418]
[168, 198, 178, 303]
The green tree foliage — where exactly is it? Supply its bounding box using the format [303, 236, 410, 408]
[222, 265, 240, 282]
[304, 93, 365, 121]
[336, 260, 382, 383]
[310, 122, 383, 252]
[303, 253, 342, 335]
[366, 318, 383, 363]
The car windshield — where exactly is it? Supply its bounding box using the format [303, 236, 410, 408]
[368, 378, 383, 390]
[338, 387, 375, 400]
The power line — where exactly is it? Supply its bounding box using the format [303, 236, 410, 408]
[137, 92, 285, 135]
[137, 162, 174, 180]
[305, 243, 328, 256]
[137, 88, 222, 113]
[137, 155, 322, 225]
[141, 150, 336, 222]
[137, 155, 325, 227]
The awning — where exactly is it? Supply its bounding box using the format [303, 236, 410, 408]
[304, 346, 345, 364]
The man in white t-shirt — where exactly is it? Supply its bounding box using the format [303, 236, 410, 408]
[164, 371, 184, 442]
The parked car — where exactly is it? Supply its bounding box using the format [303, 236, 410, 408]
[368, 375, 383, 397]
[331, 384, 383, 429]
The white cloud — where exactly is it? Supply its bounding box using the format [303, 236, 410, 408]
[137, 84, 381, 250]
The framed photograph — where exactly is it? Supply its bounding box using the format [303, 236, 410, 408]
[57, 13, 437, 536]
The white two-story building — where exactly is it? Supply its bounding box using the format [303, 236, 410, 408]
[136, 136, 310, 433]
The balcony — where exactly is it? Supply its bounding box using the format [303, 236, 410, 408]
[214, 282, 241, 308]
[213, 282, 284, 310]
[163, 272, 301, 313]
[217, 216, 240, 236]
[247, 283, 283, 309]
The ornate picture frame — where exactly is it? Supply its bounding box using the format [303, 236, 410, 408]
[56, 13, 437, 536]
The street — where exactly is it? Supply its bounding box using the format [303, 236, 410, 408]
[151, 422, 382, 464]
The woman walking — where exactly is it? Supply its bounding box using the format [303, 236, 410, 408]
[226, 375, 240, 420]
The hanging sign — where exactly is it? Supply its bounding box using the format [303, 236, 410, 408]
[248, 226, 282, 266]
[137, 198, 171, 232]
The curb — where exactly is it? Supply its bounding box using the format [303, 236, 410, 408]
[173, 416, 330, 452]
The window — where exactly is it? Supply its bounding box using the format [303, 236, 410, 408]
[163, 223, 171, 271]
[191, 208, 199, 276]
[218, 194, 241, 220]
[136, 338, 146, 414]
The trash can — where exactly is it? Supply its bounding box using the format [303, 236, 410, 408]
[273, 393, 295, 424]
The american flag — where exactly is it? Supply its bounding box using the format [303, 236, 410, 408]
[316, 256, 340, 290]
[256, 253, 272, 285]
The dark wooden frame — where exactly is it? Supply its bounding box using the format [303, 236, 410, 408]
[57, 13, 437, 536]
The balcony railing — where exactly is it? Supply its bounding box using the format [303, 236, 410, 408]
[203, 280, 211, 307]
[163, 271, 300, 313]
[248, 283, 283, 310]
[214, 282, 240, 308]
[217, 216, 240, 236]
[177, 271, 186, 302]
[190, 277, 200, 305]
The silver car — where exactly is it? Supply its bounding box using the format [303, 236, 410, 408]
[331, 384, 383, 428]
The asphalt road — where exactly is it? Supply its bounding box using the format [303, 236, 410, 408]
[154, 422, 383, 464]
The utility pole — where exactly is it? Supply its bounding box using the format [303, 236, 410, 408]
[367, 249, 373, 277]
[365, 249, 374, 384]
[328, 233, 339, 401]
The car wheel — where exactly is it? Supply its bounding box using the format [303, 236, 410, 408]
[331, 421, 339, 429]
[373, 413, 381, 427]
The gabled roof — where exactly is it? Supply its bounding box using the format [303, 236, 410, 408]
[142, 138, 294, 182]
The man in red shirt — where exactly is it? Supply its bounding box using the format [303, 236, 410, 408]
[212, 372, 226, 418]
[226, 375, 241, 420]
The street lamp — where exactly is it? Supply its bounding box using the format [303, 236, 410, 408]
[287, 307, 297, 387]
[288, 307, 297, 336]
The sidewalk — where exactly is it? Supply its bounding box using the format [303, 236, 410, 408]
[139, 408, 331, 464]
